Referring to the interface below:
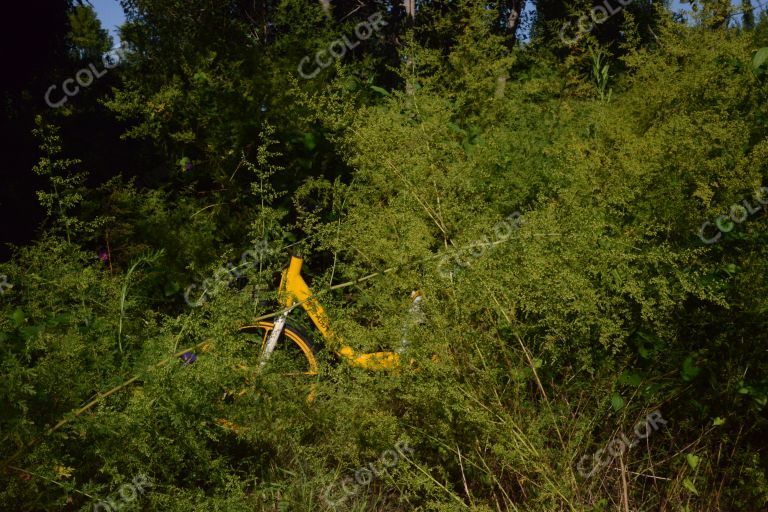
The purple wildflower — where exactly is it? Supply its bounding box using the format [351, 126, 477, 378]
[180, 352, 197, 365]
[98, 249, 109, 262]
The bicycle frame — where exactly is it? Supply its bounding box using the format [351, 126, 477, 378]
[278, 256, 401, 370]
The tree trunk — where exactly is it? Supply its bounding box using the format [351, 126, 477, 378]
[319, 0, 331, 18]
[405, 0, 416, 19]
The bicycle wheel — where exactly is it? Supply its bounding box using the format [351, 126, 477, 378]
[239, 321, 319, 400]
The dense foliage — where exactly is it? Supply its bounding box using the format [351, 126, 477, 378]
[2, 0, 768, 510]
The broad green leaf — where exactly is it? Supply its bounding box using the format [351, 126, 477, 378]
[683, 478, 699, 496]
[611, 392, 624, 411]
[686, 453, 700, 470]
[753, 47, 768, 71]
[370, 85, 390, 96]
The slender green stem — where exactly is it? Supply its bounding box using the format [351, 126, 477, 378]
[8, 465, 94, 499]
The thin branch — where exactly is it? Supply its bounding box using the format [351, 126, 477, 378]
[8, 465, 94, 499]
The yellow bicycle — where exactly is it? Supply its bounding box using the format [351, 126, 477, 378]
[237, 256, 421, 399]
